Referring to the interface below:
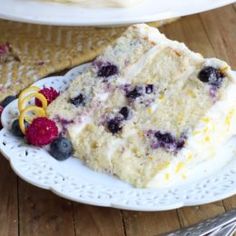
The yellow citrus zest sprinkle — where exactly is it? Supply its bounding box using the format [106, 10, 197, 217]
[159, 94, 165, 100]
[201, 117, 210, 123]
[177, 113, 184, 123]
[18, 86, 40, 109]
[187, 153, 193, 161]
[165, 173, 170, 181]
[147, 107, 152, 115]
[19, 92, 47, 112]
[192, 130, 201, 136]
[156, 161, 170, 172]
[19, 106, 46, 134]
[186, 89, 196, 98]
[225, 110, 234, 126]
[138, 131, 144, 137]
[220, 66, 228, 73]
[204, 136, 210, 142]
[175, 162, 185, 173]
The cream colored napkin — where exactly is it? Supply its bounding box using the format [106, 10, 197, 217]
[0, 18, 178, 101]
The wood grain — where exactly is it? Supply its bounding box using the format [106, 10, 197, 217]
[200, 5, 236, 68]
[223, 196, 236, 211]
[73, 204, 125, 236]
[177, 202, 225, 227]
[18, 180, 75, 236]
[0, 155, 18, 236]
[123, 210, 180, 235]
[0, 4, 236, 236]
[161, 15, 215, 57]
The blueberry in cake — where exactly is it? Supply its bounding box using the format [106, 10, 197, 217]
[47, 24, 236, 188]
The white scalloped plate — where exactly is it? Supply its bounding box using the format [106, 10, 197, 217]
[0, 65, 236, 211]
[0, 0, 235, 26]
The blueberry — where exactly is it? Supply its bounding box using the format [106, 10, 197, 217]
[151, 131, 186, 152]
[155, 131, 175, 145]
[97, 64, 118, 78]
[11, 119, 24, 137]
[126, 87, 142, 99]
[107, 118, 122, 134]
[1, 95, 16, 108]
[69, 94, 85, 107]
[145, 85, 154, 94]
[49, 137, 73, 161]
[198, 66, 224, 87]
[119, 107, 129, 120]
[177, 139, 185, 149]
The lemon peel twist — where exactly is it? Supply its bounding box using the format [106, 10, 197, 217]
[19, 106, 46, 134]
[17, 86, 51, 134]
[19, 92, 48, 112]
[18, 86, 40, 109]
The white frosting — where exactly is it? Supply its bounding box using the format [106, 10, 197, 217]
[136, 24, 203, 61]
[96, 92, 109, 102]
[51, 0, 144, 7]
[147, 70, 236, 188]
[67, 116, 91, 140]
[125, 45, 164, 80]
[106, 139, 124, 161]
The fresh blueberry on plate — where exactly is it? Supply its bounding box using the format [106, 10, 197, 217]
[49, 137, 73, 161]
[11, 119, 24, 137]
[1, 95, 16, 108]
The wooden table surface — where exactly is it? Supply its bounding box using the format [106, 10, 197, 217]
[1, 4, 236, 236]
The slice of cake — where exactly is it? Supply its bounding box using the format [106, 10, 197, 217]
[47, 24, 236, 188]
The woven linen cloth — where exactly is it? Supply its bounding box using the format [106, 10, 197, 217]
[0, 18, 178, 101]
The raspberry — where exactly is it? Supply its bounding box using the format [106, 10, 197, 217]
[26, 117, 58, 146]
[0, 105, 3, 129]
[35, 87, 59, 107]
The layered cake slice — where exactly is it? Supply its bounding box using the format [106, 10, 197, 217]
[47, 24, 236, 188]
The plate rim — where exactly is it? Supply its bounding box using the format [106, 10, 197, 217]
[0, 0, 235, 26]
